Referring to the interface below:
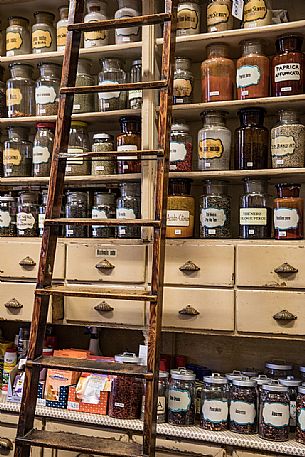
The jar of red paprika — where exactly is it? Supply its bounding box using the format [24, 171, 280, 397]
[117, 116, 141, 174]
[170, 121, 192, 172]
[274, 183, 304, 240]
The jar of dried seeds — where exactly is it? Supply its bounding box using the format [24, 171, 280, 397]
[3, 127, 32, 177]
[32, 12, 56, 53]
[39, 189, 48, 237]
[297, 386, 305, 444]
[65, 191, 88, 238]
[92, 191, 116, 238]
[33, 123, 55, 177]
[170, 121, 192, 172]
[73, 59, 95, 114]
[166, 178, 195, 238]
[67, 122, 90, 176]
[0, 196, 17, 236]
[117, 116, 141, 174]
[129, 59, 142, 109]
[174, 58, 193, 105]
[91, 133, 116, 175]
[201, 373, 228, 431]
[200, 180, 232, 238]
[98, 58, 127, 111]
[6, 64, 35, 118]
[57, 6, 69, 51]
[177, 0, 200, 36]
[259, 382, 290, 442]
[116, 182, 141, 238]
[35, 63, 61, 116]
[168, 368, 196, 426]
[279, 377, 302, 432]
[6, 17, 31, 56]
[17, 191, 39, 237]
[84, 1, 108, 48]
[229, 377, 257, 434]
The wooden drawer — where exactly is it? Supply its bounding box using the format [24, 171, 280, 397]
[149, 242, 234, 287]
[162, 287, 234, 331]
[236, 289, 305, 335]
[0, 239, 65, 280]
[236, 244, 305, 288]
[66, 242, 146, 283]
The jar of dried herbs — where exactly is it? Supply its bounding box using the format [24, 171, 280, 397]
[129, 59, 142, 109]
[6, 63, 35, 118]
[73, 59, 95, 114]
[65, 191, 88, 238]
[32, 12, 56, 53]
[117, 116, 141, 174]
[229, 377, 257, 434]
[0, 65, 6, 118]
[168, 368, 196, 426]
[98, 58, 127, 111]
[6, 17, 31, 56]
[0, 195, 17, 236]
[56, 6, 69, 52]
[297, 386, 305, 444]
[201, 373, 228, 431]
[174, 57, 193, 104]
[3, 127, 32, 178]
[200, 180, 232, 239]
[116, 182, 141, 238]
[259, 383, 290, 442]
[91, 133, 116, 175]
[177, 0, 200, 36]
[17, 191, 39, 237]
[33, 122, 55, 177]
[92, 191, 116, 238]
[84, 1, 108, 48]
[279, 377, 301, 433]
[35, 63, 61, 116]
[167, 178, 195, 238]
[67, 121, 90, 176]
[38, 189, 48, 237]
[170, 121, 192, 172]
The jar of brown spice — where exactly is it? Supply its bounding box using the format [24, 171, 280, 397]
[166, 179, 195, 238]
[117, 116, 141, 174]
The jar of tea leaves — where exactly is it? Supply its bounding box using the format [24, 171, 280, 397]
[6, 63, 35, 118]
[92, 133, 116, 175]
[116, 182, 141, 238]
[84, 1, 108, 48]
[200, 180, 232, 238]
[66, 121, 90, 176]
[6, 17, 31, 56]
[170, 121, 192, 172]
[73, 59, 95, 114]
[115, 0, 141, 44]
[3, 127, 32, 178]
[56, 6, 69, 51]
[38, 189, 48, 237]
[35, 63, 61, 116]
[229, 377, 257, 434]
[17, 191, 39, 237]
[166, 178, 195, 238]
[201, 373, 228, 431]
[168, 368, 196, 426]
[259, 383, 290, 442]
[174, 58, 193, 104]
[92, 191, 116, 238]
[117, 116, 141, 174]
[98, 58, 127, 111]
[33, 122, 55, 177]
[65, 191, 88, 238]
[32, 12, 56, 53]
[129, 59, 142, 110]
[0, 195, 17, 236]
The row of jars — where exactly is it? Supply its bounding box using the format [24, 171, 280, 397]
[0, 184, 141, 238]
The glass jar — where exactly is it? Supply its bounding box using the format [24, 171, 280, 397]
[116, 182, 141, 238]
[32, 12, 56, 53]
[230, 377, 257, 434]
[117, 116, 141, 174]
[272, 35, 305, 97]
[65, 191, 88, 238]
[91, 133, 116, 175]
[252, 375, 271, 415]
[67, 121, 90, 176]
[35, 63, 61, 116]
[115, 0, 141, 45]
[98, 58, 127, 111]
[243, 0, 272, 28]
[235, 108, 269, 170]
[84, 1, 108, 48]
[3, 127, 32, 177]
[239, 179, 272, 239]
[297, 386, 305, 444]
[225, 370, 243, 387]
[0, 196, 17, 236]
[200, 180, 232, 239]
[177, 0, 200, 36]
[6, 63, 35, 118]
[201, 44, 234, 103]
[173, 57, 193, 105]
[237, 40, 270, 100]
[166, 179, 195, 239]
[265, 362, 293, 380]
[57, 6, 69, 52]
[39, 189, 48, 237]
[186, 365, 212, 420]
[6, 17, 30, 56]
[141, 371, 169, 424]
[170, 122, 192, 172]
[92, 191, 116, 238]
[73, 59, 95, 114]
[274, 183, 304, 240]
[198, 110, 231, 170]
[17, 191, 39, 237]
[168, 368, 195, 426]
[129, 59, 142, 109]
[32, 122, 55, 177]
[279, 377, 302, 433]
[259, 383, 290, 442]
[0, 65, 6, 118]
[271, 110, 305, 168]
[207, 0, 233, 33]
[201, 373, 228, 431]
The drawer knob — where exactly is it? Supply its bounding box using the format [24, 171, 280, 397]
[274, 262, 298, 275]
[179, 260, 200, 272]
[273, 310, 297, 322]
[19, 256, 36, 267]
[94, 301, 114, 313]
[4, 298, 23, 310]
[95, 259, 115, 271]
[0, 438, 13, 451]
[179, 305, 200, 316]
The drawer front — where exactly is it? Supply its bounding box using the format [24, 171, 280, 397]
[162, 287, 234, 331]
[236, 245, 305, 288]
[66, 243, 146, 283]
[236, 289, 305, 335]
[0, 240, 65, 280]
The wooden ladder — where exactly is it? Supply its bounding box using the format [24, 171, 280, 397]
[14, 1, 177, 457]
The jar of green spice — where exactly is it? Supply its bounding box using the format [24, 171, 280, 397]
[3, 126, 32, 178]
[91, 133, 116, 176]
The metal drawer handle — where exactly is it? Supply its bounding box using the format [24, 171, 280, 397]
[273, 310, 297, 322]
[274, 262, 298, 275]
[19, 256, 36, 267]
[4, 298, 23, 310]
[95, 259, 115, 271]
[179, 305, 200, 316]
[179, 260, 200, 272]
[94, 301, 114, 313]
[0, 438, 13, 451]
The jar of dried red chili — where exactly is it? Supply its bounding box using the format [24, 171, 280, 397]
[274, 183, 304, 240]
[272, 34, 305, 97]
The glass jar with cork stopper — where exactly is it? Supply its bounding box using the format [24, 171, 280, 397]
[166, 179, 195, 239]
[274, 183, 304, 240]
[57, 6, 69, 51]
[84, 1, 108, 48]
[32, 12, 56, 53]
[6, 17, 31, 56]
[6, 63, 35, 118]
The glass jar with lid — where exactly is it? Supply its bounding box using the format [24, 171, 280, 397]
[32, 12, 56, 53]
[6, 17, 31, 56]
[73, 59, 95, 114]
[235, 108, 269, 170]
[39, 189, 48, 237]
[259, 382, 290, 441]
[272, 35, 305, 97]
[17, 191, 39, 237]
[198, 110, 231, 170]
[225, 370, 243, 387]
[170, 121, 192, 172]
[174, 57, 193, 105]
[115, 0, 141, 44]
[201, 373, 228, 431]
[84, 1, 108, 48]
[243, 0, 272, 28]
[116, 182, 141, 238]
[279, 377, 302, 433]
[252, 374, 271, 415]
[65, 191, 88, 238]
[166, 178, 195, 239]
[66, 121, 90, 176]
[98, 58, 127, 111]
[32, 122, 55, 177]
[229, 377, 257, 434]
[177, 0, 201, 36]
[240, 179, 272, 239]
[297, 386, 305, 444]
[3, 126, 32, 177]
[207, 0, 233, 33]
[265, 361, 293, 379]
[141, 371, 169, 424]
[237, 40, 270, 100]
[91, 133, 116, 175]
[6, 63, 35, 118]
[0, 65, 6, 118]
[274, 183, 304, 240]
[0, 196, 17, 236]
[57, 6, 69, 52]
[271, 110, 305, 168]
[201, 44, 234, 103]
[200, 180, 232, 239]
[129, 59, 142, 110]
[117, 116, 141, 174]
[92, 191, 116, 238]
[35, 63, 61, 116]
[168, 368, 195, 426]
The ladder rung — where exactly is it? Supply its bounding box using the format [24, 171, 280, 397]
[59, 149, 164, 159]
[35, 285, 157, 302]
[44, 218, 161, 227]
[60, 80, 168, 95]
[16, 430, 143, 457]
[68, 13, 171, 32]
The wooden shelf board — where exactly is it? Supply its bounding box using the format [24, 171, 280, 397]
[0, 174, 141, 187]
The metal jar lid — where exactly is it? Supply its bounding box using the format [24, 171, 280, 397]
[170, 368, 195, 381]
[93, 133, 114, 141]
[262, 382, 288, 392]
[159, 371, 169, 379]
[171, 121, 190, 133]
[232, 376, 256, 387]
[0, 196, 15, 202]
[115, 352, 141, 364]
[225, 370, 243, 382]
[265, 361, 293, 370]
[299, 366, 305, 373]
[241, 368, 259, 377]
[279, 377, 302, 387]
[298, 386, 305, 395]
[252, 375, 271, 386]
[204, 373, 227, 385]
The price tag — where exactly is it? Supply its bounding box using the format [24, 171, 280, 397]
[232, 0, 244, 20]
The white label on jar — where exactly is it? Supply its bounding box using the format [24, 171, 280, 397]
[67, 148, 84, 165]
[66, 229, 74, 235]
[168, 389, 191, 413]
[116, 208, 136, 219]
[119, 228, 126, 235]
[275, 63, 301, 83]
[167, 210, 190, 227]
[240, 208, 267, 226]
[230, 401, 256, 425]
[17, 213, 35, 230]
[209, 90, 220, 97]
[208, 229, 216, 235]
[274, 208, 299, 230]
[271, 135, 296, 157]
[170, 164, 177, 171]
[175, 229, 182, 235]
[242, 90, 249, 96]
[95, 165, 105, 171]
[92, 209, 107, 220]
[35, 86, 57, 105]
[276, 159, 284, 165]
[298, 408, 305, 430]
[232, 0, 244, 20]
[237, 65, 261, 88]
[205, 163, 211, 168]
[33, 145, 51, 165]
[247, 161, 253, 167]
[202, 399, 228, 423]
[98, 81, 120, 100]
[117, 144, 138, 160]
[158, 396, 166, 414]
[170, 141, 187, 162]
[0, 210, 11, 228]
[249, 229, 255, 235]
[262, 402, 289, 428]
[290, 401, 297, 427]
[38, 214, 45, 230]
[129, 90, 142, 101]
[201, 208, 226, 228]
[281, 87, 292, 92]
[114, 402, 125, 408]
[278, 230, 287, 237]
[73, 104, 81, 111]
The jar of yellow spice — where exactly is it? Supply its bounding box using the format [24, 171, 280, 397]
[166, 178, 195, 238]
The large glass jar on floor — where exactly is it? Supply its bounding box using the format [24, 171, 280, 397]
[17, 191, 39, 237]
[32, 122, 55, 177]
[116, 182, 141, 238]
[200, 180, 231, 239]
[98, 58, 126, 111]
[92, 190, 116, 238]
[117, 116, 141, 174]
[201, 373, 228, 431]
[274, 183, 304, 240]
[0, 196, 17, 236]
[3, 127, 32, 178]
[32, 11, 56, 53]
[65, 191, 88, 238]
[35, 63, 61, 116]
[166, 179, 195, 238]
[6, 63, 35, 118]
[168, 368, 196, 426]
[66, 122, 90, 176]
[259, 383, 290, 442]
